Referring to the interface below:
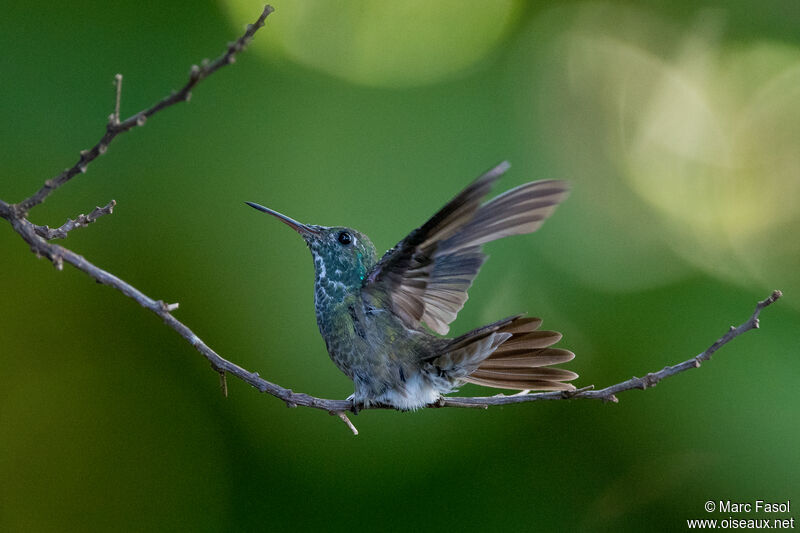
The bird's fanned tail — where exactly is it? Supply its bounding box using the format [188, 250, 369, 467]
[438, 316, 578, 392]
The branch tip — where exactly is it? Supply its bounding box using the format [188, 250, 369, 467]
[333, 411, 359, 435]
[113, 74, 123, 125]
[219, 371, 228, 397]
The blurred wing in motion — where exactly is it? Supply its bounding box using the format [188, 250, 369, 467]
[363, 162, 570, 334]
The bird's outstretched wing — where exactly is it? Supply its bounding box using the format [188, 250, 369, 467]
[362, 162, 569, 335]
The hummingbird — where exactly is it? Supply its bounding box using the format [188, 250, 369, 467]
[247, 161, 577, 410]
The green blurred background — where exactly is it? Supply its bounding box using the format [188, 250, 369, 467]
[1, 0, 798, 531]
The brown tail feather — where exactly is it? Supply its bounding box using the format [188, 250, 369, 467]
[480, 348, 575, 368]
[463, 376, 574, 391]
[461, 316, 577, 391]
[488, 330, 563, 353]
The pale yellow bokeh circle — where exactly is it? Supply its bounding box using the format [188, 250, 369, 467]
[220, 0, 522, 87]
[533, 3, 800, 297]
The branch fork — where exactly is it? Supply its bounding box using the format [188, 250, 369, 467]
[33, 200, 116, 240]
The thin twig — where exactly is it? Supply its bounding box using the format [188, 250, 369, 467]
[440, 290, 783, 407]
[12, 5, 275, 215]
[113, 74, 123, 125]
[333, 411, 359, 435]
[32, 200, 116, 240]
[220, 372, 229, 398]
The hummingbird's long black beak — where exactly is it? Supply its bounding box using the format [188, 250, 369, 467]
[245, 202, 320, 238]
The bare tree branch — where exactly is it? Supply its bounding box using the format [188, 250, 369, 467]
[0, 5, 784, 435]
[11, 5, 275, 216]
[440, 289, 783, 407]
[3, 209, 787, 430]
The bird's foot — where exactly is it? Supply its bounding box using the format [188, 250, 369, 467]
[346, 394, 363, 415]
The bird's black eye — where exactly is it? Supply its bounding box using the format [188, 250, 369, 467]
[337, 231, 353, 245]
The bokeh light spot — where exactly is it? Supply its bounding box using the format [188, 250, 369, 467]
[220, 0, 521, 87]
[532, 3, 800, 299]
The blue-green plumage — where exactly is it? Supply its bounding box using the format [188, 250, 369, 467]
[247, 162, 578, 410]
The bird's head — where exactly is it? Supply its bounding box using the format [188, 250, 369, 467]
[246, 201, 377, 290]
